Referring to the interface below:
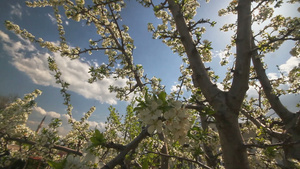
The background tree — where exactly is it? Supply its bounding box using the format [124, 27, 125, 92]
[0, 94, 18, 110]
[1, 0, 299, 169]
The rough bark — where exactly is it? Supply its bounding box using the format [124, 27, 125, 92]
[167, 0, 252, 168]
[214, 108, 250, 169]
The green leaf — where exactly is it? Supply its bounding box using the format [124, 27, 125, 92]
[158, 91, 167, 102]
[203, 107, 215, 115]
[142, 161, 148, 169]
[142, 158, 149, 169]
[153, 5, 160, 12]
[264, 146, 277, 158]
[89, 129, 106, 148]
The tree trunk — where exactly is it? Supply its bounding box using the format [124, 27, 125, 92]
[283, 119, 300, 167]
[213, 0, 252, 167]
[214, 108, 250, 169]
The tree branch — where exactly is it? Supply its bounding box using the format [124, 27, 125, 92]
[251, 0, 268, 14]
[251, 38, 295, 124]
[6, 137, 82, 156]
[167, 0, 222, 107]
[228, 0, 252, 111]
[253, 28, 299, 52]
[185, 104, 204, 111]
[102, 127, 149, 169]
[241, 109, 283, 139]
[103, 141, 126, 151]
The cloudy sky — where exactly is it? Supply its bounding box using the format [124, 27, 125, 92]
[0, 0, 299, 135]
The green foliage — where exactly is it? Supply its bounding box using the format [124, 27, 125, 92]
[89, 129, 106, 148]
[188, 126, 209, 141]
[263, 146, 277, 158]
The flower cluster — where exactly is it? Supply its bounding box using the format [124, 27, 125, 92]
[0, 89, 41, 138]
[135, 91, 191, 144]
[163, 100, 190, 144]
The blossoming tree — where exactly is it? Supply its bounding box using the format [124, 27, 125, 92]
[1, 0, 299, 168]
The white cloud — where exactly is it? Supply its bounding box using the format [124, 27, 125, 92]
[215, 50, 227, 60]
[0, 31, 11, 43]
[267, 72, 279, 80]
[0, 31, 127, 104]
[16, 34, 37, 52]
[10, 3, 22, 18]
[279, 56, 300, 74]
[52, 54, 127, 104]
[170, 82, 187, 93]
[27, 106, 61, 133]
[0, 30, 37, 58]
[28, 108, 107, 135]
[87, 121, 106, 131]
[0, 31, 52, 85]
[47, 13, 56, 24]
[266, 56, 299, 80]
[170, 84, 179, 92]
[33, 106, 61, 118]
[13, 52, 55, 86]
[246, 85, 259, 98]
[170, 82, 192, 100]
[213, 50, 231, 64]
[57, 114, 106, 135]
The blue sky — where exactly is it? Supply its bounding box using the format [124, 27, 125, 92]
[0, 0, 299, 134]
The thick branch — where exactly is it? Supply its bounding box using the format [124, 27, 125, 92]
[228, 0, 252, 111]
[103, 141, 126, 151]
[102, 127, 149, 169]
[251, 39, 294, 124]
[185, 104, 206, 111]
[167, 0, 222, 107]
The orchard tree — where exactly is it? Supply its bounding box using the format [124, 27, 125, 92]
[1, 0, 300, 169]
